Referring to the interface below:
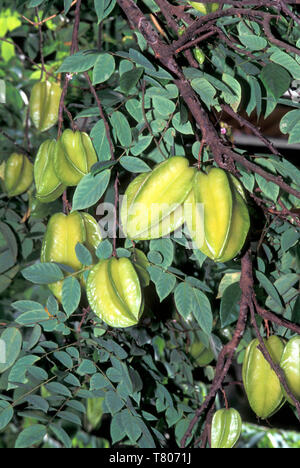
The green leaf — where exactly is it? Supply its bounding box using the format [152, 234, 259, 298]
[256, 271, 283, 309]
[8, 355, 40, 387]
[125, 99, 143, 122]
[266, 274, 299, 314]
[0, 327, 22, 374]
[110, 412, 126, 444]
[270, 48, 300, 80]
[279, 109, 300, 144]
[217, 272, 241, 299]
[220, 282, 242, 327]
[280, 110, 300, 135]
[75, 243, 93, 266]
[0, 222, 18, 261]
[22, 263, 64, 285]
[57, 50, 100, 73]
[255, 174, 279, 202]
[64, 0, 74, 15]
[260, 63, 291, 101]
[148, 266, 176, 302]
[149, 239, 174, 268]
[287, 121, 300, 144]
[45, 382, 72, 398]
[191, 289, 213, 335]
[120, 156, 151, 173]
[58, 411, 81, 426]
[62, 277, 81, 317]
[15, 310, 50, 326]
[238, 21, 268, 50]
[174, 282, 193, 320]
[93, 53, 115, 84]
[72, 170, 111, 211]
[96, 239, 113, 260]
[239, 35, 267, 51]
[221, 74, 242, 112]
[90, 373, 111, 390]
[90, 119, 112, 162]
[12, 300, 45, 314]
[120, 67, 144, 94]
[77, 359, 97, 375]
[152, 95, 176, 116]
[110, 111, 132, 148]
[53, 351, 73, 369]
[25, 395, 49, 413]
[94, 0, 105, 22]
[0, 401, 13, 431]
[49, 424, 72, 448]
[15, 424, 47, 448]
[104, 390, 124, 415]
[191, 78, 216, 108]
[131, 136, 153, 156]
[246, 75, 262, 118]
[172, 112, 193, 134]
[94, 0, 116, 23]
[25, 325, 42, 351]
[27, 0, 44, 6]
[91, 160, 118, 175]
[129, 48, 155, 71]
[121, 409, 142, 443]
[281, 228, 300, 252]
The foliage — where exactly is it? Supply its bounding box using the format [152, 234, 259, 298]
[0, 0, 299, 449]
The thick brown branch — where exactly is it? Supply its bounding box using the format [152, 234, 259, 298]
[220, 104, 280, 156]
[180, 249, 253, 447]
[117, 0, 300, 200]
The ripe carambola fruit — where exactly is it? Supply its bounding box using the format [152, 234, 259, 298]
[41, 211, 102, 301]
[86, 257, 143, 328]
[188, 2, 219, 14]
[121, 156, 196, 240]
[242, 336, 285, 419]
[185, 167, 250, 262]
[4, 153, 33, 197]
[280, 336, 300, 405]
[29, 81, 62, 132]
[54, 129, 98, 186]
[34, 139, 66, 203]
[211, 408, 242, 449]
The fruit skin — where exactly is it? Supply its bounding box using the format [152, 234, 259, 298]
[86, 257, 143, 328]
[211, 408, 242, 449]
[130, 248, 150, 287]
[80, 212, 103, 261]
[242, 336, 285, 419]
[34, 139, 66, 203]
[190, 339, 214, 367]
[4, 153, 33, 197]
[185, 167, 250, 263]
[193, 47, 205, 65]
[54, 129, 98, 186]
[0, 161, 6, 192]
[41, 211, 102, 301]
[29, 81, 62, 132]
[188, 2, 219, 14]
[280, 335, 300, 405]
[121, 156, 196, 240]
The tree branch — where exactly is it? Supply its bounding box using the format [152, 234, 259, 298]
[180, 249, 253, 447]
